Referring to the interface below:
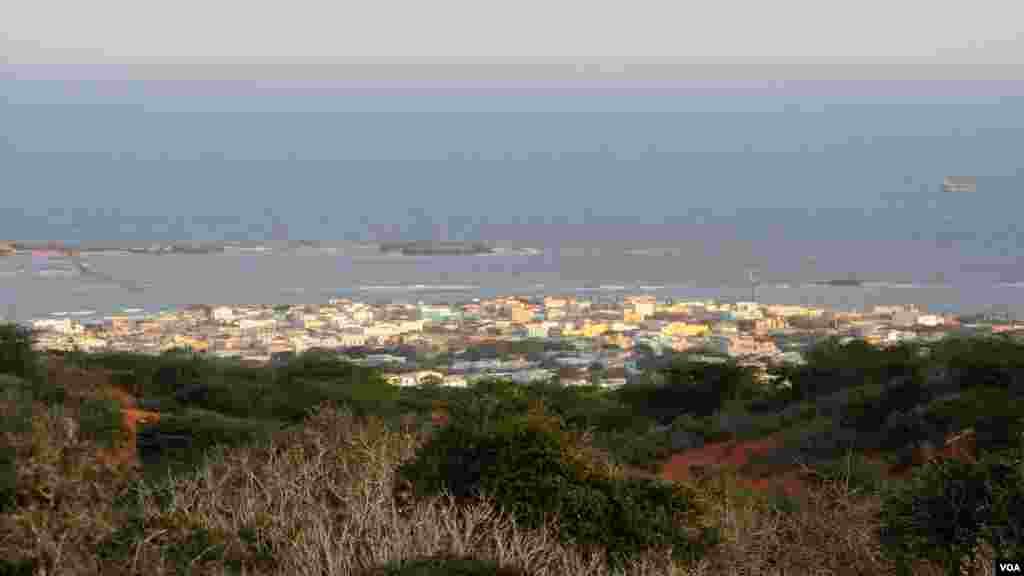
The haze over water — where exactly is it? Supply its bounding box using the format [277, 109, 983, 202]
[5, 63, 1024, 320]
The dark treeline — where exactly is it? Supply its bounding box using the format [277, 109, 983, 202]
[5, 322, 1024, 480]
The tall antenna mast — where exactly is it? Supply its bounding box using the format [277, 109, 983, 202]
[747, 268, 760, 303]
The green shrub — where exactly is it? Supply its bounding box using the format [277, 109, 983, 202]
[397, 406, 719, 568]
[922, 387, 1024, 454]
[937, 336, 1024, 393]
[0, 324, 39, 382]
[878, 437, 1024, 576]
[0, 375, 35, 435]
[139, 410, 281, 481]
[746, 414, 871, 473]
[589, 428, 666, 473]
[164, 527, 227, 573]
[763, 485, 801, 515]
[804, 450, 897, 497]
[231, 524, 277, 572]
[0, 376, 35, 514]
[78, 396, 124, 448]
[366, 556, 530, 576]
[0, 445, 16, 514]
[96, 514, 147, 564]
[0, 558, 38, 576]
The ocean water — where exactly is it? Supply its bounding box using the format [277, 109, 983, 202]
[2, 244, 1023, 322]
[3, 87, 1024, 320]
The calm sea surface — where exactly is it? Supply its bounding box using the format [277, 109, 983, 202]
[3, 242, 1023, 322]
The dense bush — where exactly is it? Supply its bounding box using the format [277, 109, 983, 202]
[747, 417, 863, 471]
[396, 405, 719, 568]
[803, 450, 898, 497]
[922, 387, 1024, 454]
[76, 396, 124, 448]
[138, 410, 282, 480]
[878, 408, 945, 453]
[789, 339, 924, 402]
[0, 558, 37, 576]
[614, 359, 757, 424]
[878, 436, 1024, 575]
[934, 336, 1024, 394]
[0, 325, 40, 383]
[0, 376, 38, 513]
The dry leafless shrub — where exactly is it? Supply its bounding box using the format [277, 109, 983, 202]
[2, 396, 1003, 576]
[684, 461, 999, 576]
[106, 404, 692, 576]
[0, 399, 139, 575]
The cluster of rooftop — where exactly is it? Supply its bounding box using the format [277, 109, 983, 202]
[27, 295, 1018, 388]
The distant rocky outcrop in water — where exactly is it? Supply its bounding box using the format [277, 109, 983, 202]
[379, 240, 495, 256]
[813, 278, 866, 287]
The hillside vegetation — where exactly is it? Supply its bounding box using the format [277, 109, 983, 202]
[1, 322, 1023, 575]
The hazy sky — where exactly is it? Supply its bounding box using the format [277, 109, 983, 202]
[3, 0, 1023, 253]
[3, 0, 1023, 63]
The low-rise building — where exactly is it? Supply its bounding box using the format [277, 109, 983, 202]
[661, 322, 709, 338]
[443, 374, 469, 387]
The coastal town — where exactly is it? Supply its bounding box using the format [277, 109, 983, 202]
[26, 295, 1021, 389]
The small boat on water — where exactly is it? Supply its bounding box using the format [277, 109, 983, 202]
[50, 311, 69, 316]
[71, 310, 96, 316]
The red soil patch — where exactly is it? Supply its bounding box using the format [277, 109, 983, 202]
[659, 433, 807, 498]
[657, 429, 980, 500]
[101, 385, 160, 469]
[46, 359, 160, 469]
[660, 434, 784, 483]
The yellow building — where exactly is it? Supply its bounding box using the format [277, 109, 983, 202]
[753, 317, 787, 332]
[511, 306, 533, 324]
[623, 310, 644, 323]
[561, 323, 583, 337]
[661, 322, 709, 337]
[173, 334, 209, 352]
[582, 322, 609, 338]
[602, 332, 634, 350]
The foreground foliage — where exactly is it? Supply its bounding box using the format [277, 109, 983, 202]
[878, 435, 1024, 576]
[3, 324, 1024, 573]
[397, 401, 721, 568]
[364, 556, 532, 576]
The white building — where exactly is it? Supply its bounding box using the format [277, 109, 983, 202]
[917, 315, 945, 327]
[384, 373, 419, 387]
[399, 320, 425, 333]
[239, 318, 275, 332]
[212, 306, 234, 322]
[509, 369, 555, 384]
[633, 300, 656, 318]
[415, 370, 446, 385]
[352, 307, 375, 324]
[32, 318, 77, 335]
[339, 330, 367, 348]
[365, 323, 403, 339]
